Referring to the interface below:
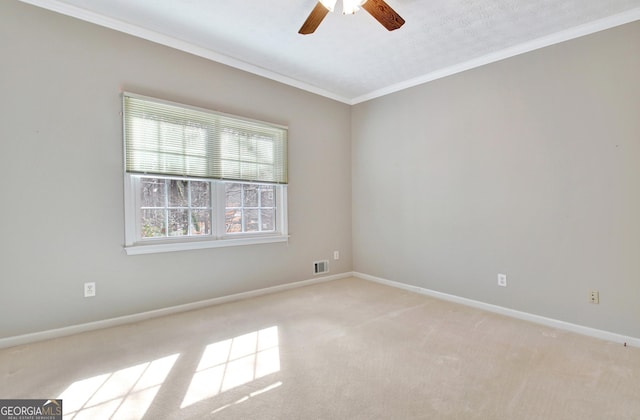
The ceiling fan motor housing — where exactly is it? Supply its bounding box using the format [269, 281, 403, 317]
[300, 0, 403, 35]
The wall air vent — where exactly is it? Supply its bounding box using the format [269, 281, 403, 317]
[314, 260, 329, 275]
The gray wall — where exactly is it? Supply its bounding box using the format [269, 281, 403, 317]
[352, 21, 640, 338]
[2, 1, 638, 341]
[0, 1, 352, 338]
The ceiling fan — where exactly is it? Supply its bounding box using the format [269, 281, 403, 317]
[299, 0, 405, 35]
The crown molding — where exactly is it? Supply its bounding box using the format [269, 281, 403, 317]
[18, 1, 640, 105]
[18, 0, 352, 104]
[350, 7, 640, 104]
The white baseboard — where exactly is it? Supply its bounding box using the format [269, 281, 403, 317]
[354, 272, 640, 349]
[0, 272, 352, 349]
[6, 271, 637, 350]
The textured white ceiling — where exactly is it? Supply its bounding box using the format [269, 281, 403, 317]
[22, 0, 640, 103]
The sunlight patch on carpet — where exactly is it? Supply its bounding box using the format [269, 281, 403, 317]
[181, 326, 280, 408]
[58, 353, 180, 419]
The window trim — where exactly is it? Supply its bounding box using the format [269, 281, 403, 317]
[123, 175, 288, 256]
[124, 231, 289, 256]
[122, 93, 289, 255]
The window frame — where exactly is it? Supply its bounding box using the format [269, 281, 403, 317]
[122, 93, 289, 255]
[124, 175, 288, 255]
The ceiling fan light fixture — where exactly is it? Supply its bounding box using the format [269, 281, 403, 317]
[342, 0, 367, 14]
[319, 0, 337, 12]
[299, 0, 403, 35]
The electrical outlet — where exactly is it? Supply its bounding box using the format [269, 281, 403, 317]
[84, 282, 96, 298]
[497, 273, 507, 287]
[333, 250, 340, 260]
[590, 290, 599, 304]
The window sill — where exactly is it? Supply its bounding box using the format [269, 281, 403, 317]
[124, 235, 289, 255]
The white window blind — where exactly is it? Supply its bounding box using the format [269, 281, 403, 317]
[123, 93, 288, 184]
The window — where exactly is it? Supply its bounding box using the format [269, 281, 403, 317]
[123, 93, 288, 255]
[225, 183, 277, 234]
[139, 177, 212, 239]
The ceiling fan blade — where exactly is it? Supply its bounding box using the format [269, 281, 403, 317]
[299, 2, 330, 35]
[361, 0, 405, 31]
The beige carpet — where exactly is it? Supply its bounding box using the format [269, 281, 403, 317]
[1, 277, 639, 419]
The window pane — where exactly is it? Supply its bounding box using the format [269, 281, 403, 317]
[244, 209, 259, 232]
[257, 164, 274, 182]
[184, 125, 207, 156]
[240, 136, 255, 161]
[191, 210, 211, 235]
[240, 162, 258, 180]
[256, 138, 273, 163]
[159, 121, 185, 154]
[260, 187, 275, 207]
[141, 209, 166, 238]
[141, 178, 166, 208]
[225, 209, 242, 233]
[168, 180, 188, 207]
[191, 181, 210, 208]
[225, 183, 242, 207]
[224, 182, 278, 235]
[131, 175, 284, 246]
[168, 209, 188, 236]
[243, 184, 259, 207]
[261, 209, 275, 231]
[221, 130, 240, 159]
[221, 159, 240, 180]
